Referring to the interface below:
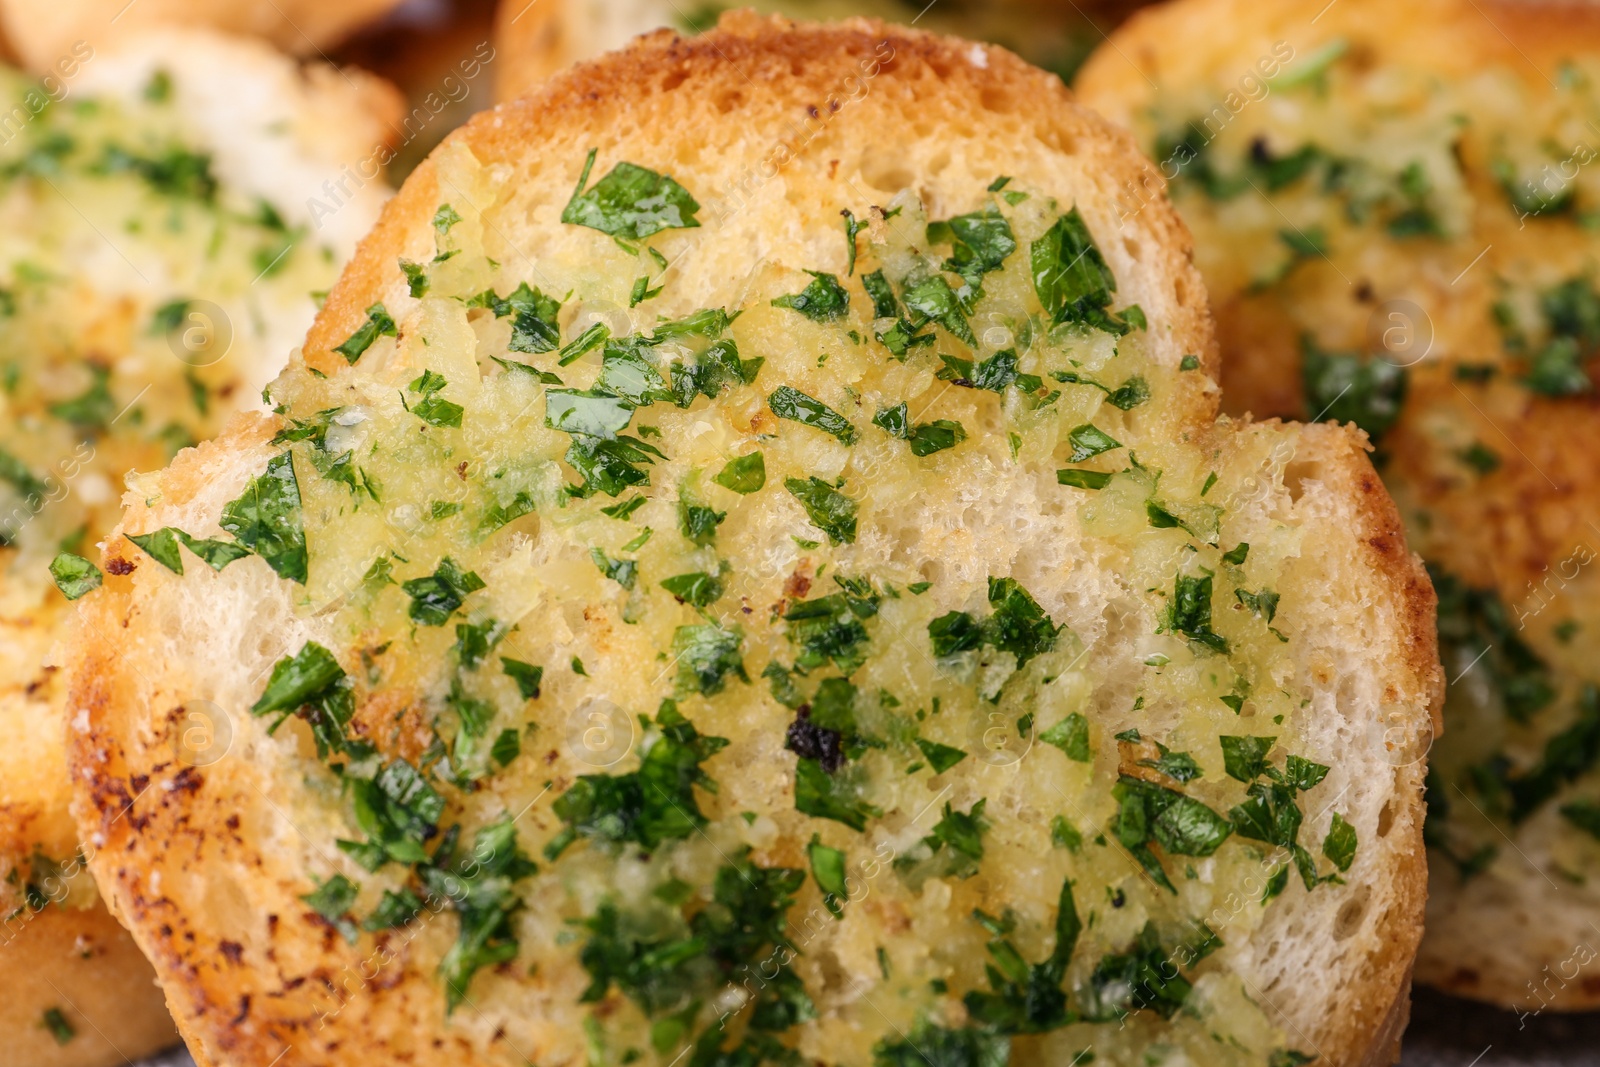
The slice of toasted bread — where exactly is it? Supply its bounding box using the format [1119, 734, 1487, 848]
[0, 28, 397, 1067]
[491, 0, 1133, 105]
[0, 0, 406, 76]
[1077, 0, 1600, 1009]
[69, 14, 1438, 1066]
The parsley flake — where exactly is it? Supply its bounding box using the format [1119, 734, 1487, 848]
[871, 402, 966, 456]
[785, 476, 858, 544]
[773, 271, 850, 321]
[407, 370, 465, 428]
[502, 658, 544, 699]
[403, 557, 486, 626]
[1065, 424, 1122, 462]
[547, 702, 728, 857]
[334, 303, 398, 364]
[561, 148, 701, 239]
[713, 451, 765, 494]
[219, 451, 306, 584]
[769, 385, 858, 443]
[49, 553, 101, 599]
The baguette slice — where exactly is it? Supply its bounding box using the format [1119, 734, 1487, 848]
[0, 28, 396, 1067]
[70, 14, 1438, 1067]
[1077, 0, 1600, 1009]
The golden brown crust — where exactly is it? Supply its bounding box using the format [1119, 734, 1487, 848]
[1242, 419, 1437, 1067]
[1356, 973, 1412, 1067]
[66, 418, 271, 1044]
[1332, 428, 1446, 737]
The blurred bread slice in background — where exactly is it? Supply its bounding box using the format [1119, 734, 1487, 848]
[0, 0, 407, 75]
[492, 0, 1146, 103]
[0, 26, 398, 1067]
[1077, 0, 1600, 1009]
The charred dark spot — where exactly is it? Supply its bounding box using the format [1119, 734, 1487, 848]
[785, 706, 843, 772]
[456, 462, 469, 480]
[1355, 281, 1375, 303]
[220, 940, 243, 964]
[226, 814, 240, 831]
[105, 557, 135, 576]
[93, 779, 133, 828]
[129, 773, 150, 793]
[230, 994, 251, 1025]
[784, 571, 812, 599]
[171, 766, 202, 794]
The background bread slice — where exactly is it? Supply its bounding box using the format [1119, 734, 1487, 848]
[491, 0, 1140, 104]
[0, 0, 406, 76]
[71, 14, 1437, 1066]
[1076, 0, 1600, 1008]
[0, 28, 397, 1067]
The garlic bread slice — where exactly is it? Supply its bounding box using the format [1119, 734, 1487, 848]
[71, 16, 1438, 1067]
